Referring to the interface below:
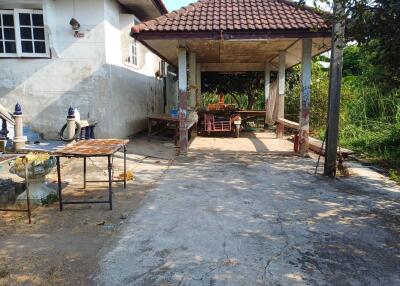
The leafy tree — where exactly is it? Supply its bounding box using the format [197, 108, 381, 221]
[202, 72, 266, 109]
[303, 0, 400, 88]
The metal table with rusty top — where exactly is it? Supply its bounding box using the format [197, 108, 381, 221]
[53, 139, 129, 211]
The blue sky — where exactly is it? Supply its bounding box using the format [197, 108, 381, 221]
[163, 0, 193, 11]
[163, 0, 320, 12]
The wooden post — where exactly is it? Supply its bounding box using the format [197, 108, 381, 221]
[178, 43, 188, 154]
[189, 52, 197, 109]
[324, 1, 345, 177]
[196, 63, 202, 107]
[277, 51, 286, 138]
[299, 38, 312, 155]
[264, 62, 271, 127]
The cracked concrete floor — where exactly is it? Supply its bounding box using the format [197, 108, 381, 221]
[95, 153, 400, 286]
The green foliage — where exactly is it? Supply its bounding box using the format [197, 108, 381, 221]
[41, 193, 59, 205]
[285, 43, 400, 178]
[389, 169, 400, 184]
[202, 72, 266, 109]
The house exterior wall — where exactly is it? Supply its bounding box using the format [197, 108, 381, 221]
[0, 0, 164, 139]
[104, 0, 164, 138]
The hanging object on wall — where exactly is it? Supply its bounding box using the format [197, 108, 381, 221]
[69, 18, 84, 38]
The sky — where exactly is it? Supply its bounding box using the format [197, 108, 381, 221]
[162, 0, 320, 12]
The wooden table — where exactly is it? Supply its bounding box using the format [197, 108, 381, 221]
[53, 139, 129, 211]
[148, 114, 196, 146]
[148, 114, 179, 145]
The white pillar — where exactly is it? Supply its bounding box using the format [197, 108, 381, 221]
[299, 38, 312, 155]
[13, 103, 25, 151]
[277, 51, 286, 138]
[196, 63, 202, 107]
[66, 107, 76, 141]
[189, 52, 197, 109]
[178, 43, 188, 154]
[278, 51, 286, 118]
[265, 62, 271, 126]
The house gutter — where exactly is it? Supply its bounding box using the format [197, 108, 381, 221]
[131, 29, 332, 41]
[151, 0, 168, 14]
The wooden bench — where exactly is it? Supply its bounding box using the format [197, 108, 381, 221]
[276, 119, 354, 156]
[276, 118, 300, 152]
[309, 137, 354, 157]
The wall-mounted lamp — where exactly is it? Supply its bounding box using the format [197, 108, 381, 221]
[69, 18, 84, 38]
[69, 18, 80, 30]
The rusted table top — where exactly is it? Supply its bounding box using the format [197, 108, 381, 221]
[149, 113, 179, 122]
[53, 139, 129, 156]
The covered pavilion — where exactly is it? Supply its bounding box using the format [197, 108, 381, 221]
[131, 0, 332, 154]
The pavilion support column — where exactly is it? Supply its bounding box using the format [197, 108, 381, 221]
[196, 63, 202, 107]
[189, 52, 197, 109]
[264, 62, 271, 127]
[299, 38, 312, 155]
[276, 51, 286, 138]
[178, 43, 188, 154]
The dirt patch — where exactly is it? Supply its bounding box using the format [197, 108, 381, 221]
[0, 149, 172, 286]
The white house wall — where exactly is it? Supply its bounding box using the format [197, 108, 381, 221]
[0, 0, 164, 139]
[104, 0, 163, 137]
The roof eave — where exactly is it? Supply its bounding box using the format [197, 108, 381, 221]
[151, 0, 168, 14]
[131, 28, 332, 41]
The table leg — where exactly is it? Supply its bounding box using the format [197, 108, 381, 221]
[25, 163, 31, 224]
[83, 157, 87, 189]
[108, 155, 112, 210]
[148, 119, 152, 141]
[56, 156, 63, 211]
[174, 122, 179, 146]
[123, 146, 127, 189]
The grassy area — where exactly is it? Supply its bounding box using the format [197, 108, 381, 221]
[286, 62, 400, 183]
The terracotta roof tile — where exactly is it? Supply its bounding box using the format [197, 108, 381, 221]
[132, 0, 329, 36]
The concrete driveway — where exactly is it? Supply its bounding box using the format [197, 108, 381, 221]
[96, 152, 400, 286]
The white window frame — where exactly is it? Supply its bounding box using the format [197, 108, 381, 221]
[125, 16, 141, 68]
[0, 9, 50, 58]
[128, 39, 139, 67]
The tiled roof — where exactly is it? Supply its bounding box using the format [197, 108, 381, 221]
[131, 0, 329, 35]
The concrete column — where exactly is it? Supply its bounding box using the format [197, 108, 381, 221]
[13, 103, 25, 151]
[264, 62, 271, 126]
[66, 107, 76, 141]
[189, 52, 197, 109]
[299, 38, 312, 155]
[325, 1, 346, 177]
[196, 63, 202, 107]
[178, 43, 188, 154]
[277, 51, 286, 137]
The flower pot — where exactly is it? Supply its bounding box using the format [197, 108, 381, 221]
[10, 157, 56, 205]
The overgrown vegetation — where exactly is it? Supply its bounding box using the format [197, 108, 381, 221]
[285, 45, 400, 182]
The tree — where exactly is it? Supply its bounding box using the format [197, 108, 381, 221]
[303, 0, 400, 87]
[202, 72, 265, 109]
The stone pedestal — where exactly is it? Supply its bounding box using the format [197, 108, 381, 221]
[16, 178, 56, 205]
[66, 117, 76, 140]
[13, 104, 26, 151]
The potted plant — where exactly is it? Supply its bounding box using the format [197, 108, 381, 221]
[9, 153, 56, 204]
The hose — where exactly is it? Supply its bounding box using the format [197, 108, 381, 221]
[59, 121, 81, 142]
